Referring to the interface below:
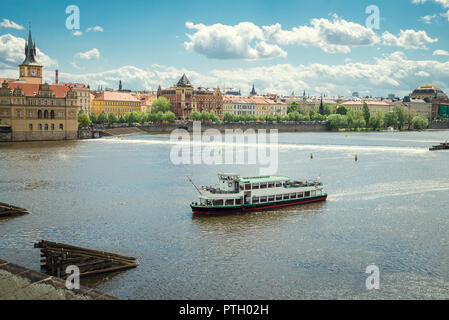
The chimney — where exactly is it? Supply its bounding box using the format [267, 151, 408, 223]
[55, 69, 59, 84]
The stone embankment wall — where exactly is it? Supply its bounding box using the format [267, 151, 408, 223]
[429, 120, 449, 130]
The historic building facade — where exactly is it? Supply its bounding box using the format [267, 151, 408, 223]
[157, 74, 223, 120]
[0, 81, 79, 141]
[0, 29, 79, 142]
[91, 91, 142, 117]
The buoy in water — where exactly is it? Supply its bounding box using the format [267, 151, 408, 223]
[310, 153, 313, 159]
[355, 154, 358, 162]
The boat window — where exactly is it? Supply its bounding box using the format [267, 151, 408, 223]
[240, 185, 244, 191]
[260, 196, 267, 203]
[207, 200, 213, 206]
[316, 190, 322, 195]
[283, 194, 290, 200]
[252, 197, 259, 204]
[213, 200, 224, 206]
[268, 183, 275, 188]
[260, 183, 267, 189]
[236, 199, 242, 205]
[252, 183, 259, 190]
[290, 193, 297, 199]
[225, 199, 234, 206]
[276, 182, 282, 187]
[305, 191, 310, 197]
[268, 196, 275, 202]
[276, 195, 283, 201]
[245, 184, 251, 191]
[298, 192, 304, 198]
[311, 191, 316, 197]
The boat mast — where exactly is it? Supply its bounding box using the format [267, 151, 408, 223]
[187, 176, 202, 195]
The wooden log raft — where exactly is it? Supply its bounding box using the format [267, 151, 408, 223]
[34, 240, 138, 279]
[0, 202, 29, 218]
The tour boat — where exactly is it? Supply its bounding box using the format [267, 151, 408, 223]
[189, 174, 327, 215]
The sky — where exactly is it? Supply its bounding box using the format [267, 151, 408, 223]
[0, 0, 448, 97]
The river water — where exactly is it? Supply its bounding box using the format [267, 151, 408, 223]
[1, 131, 449, 299]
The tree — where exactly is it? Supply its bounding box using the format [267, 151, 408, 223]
[89, 112, 97, 124]
[384, 112, 398, 128]
[78, 112, 91, 127]
[127, 112, 139, 124]
[411, 115, 429, 130]
[155, 111, 164, 123]
[336, 105, 348, 115]
[327, 114, 347, 130]
[151, 97, 172, 113]
[362, 102, 371, 125]
[201, 111, 211, 122]
[312, 113, 326, 121]
[190, 111, 202, 121]
[393, 105, 407, 130]
[287, 102, 300, 114]
[223, 112, 235, 122]
[163, 111, 176, 123]
[368, 111, 384, 130]
[97, 111, 108, 124]
[118, 116, 126, 123]
[407, 109, 417, 130]
[108, 113, 118, 125]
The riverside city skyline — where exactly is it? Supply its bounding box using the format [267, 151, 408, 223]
[0, 0, 448, 98]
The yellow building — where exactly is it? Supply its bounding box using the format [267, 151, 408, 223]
[341, 100, 395, 115]
[0, 29, 78, 142]
[91, 91, 141, 117]
[0, 81, 79, 141]
[253, 97, 271, 117]
[222, 96, 236, 115]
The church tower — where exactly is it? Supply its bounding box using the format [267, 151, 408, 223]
[19, 27, 43, 84]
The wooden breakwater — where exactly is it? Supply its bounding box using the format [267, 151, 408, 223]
[35, 240, 138, 279]
[0, 259, 118, 300]
[0, 202, 29, 218]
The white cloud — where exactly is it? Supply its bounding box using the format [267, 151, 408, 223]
[263, 15, 380, 54]
[415, 71, 431, 77]
[420, 14, 437, 23]
[382, 29, 438, 49]
[0, 33, 57, 68]
[76, 48, 100, 60]
[184, 21, 286, 60]
[57, 52, 449, 99]
[412, 0, 449, 8]
[73, 31, 83, 36]
[0, 19, 24, 30]
[433, 49, 449, 55]
[70, 62, 83, 70]
[86, 26, 104, 32]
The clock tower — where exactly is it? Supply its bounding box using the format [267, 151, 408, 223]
[18, 28, 43, 84]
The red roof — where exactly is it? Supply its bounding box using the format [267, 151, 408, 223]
[6, 82, 71, 98]
[94, 91, 140, 102]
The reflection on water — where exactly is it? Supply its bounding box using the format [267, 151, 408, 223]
[0, 131, 449, 299]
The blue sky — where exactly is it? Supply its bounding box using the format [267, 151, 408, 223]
[1, 0, 448, 97]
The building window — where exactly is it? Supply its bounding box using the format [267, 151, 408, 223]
[44, 124, 48, 131]
[51, 124, 55, 131]
[38, 110, 42, 119]
[44, 110, 49, 119]
[39, 124, 42, 130]
[50, 110, 55, 119]
[29, 124, 33, 131]
[59, 124, 63, 131]
[17, 111, 21, 118]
